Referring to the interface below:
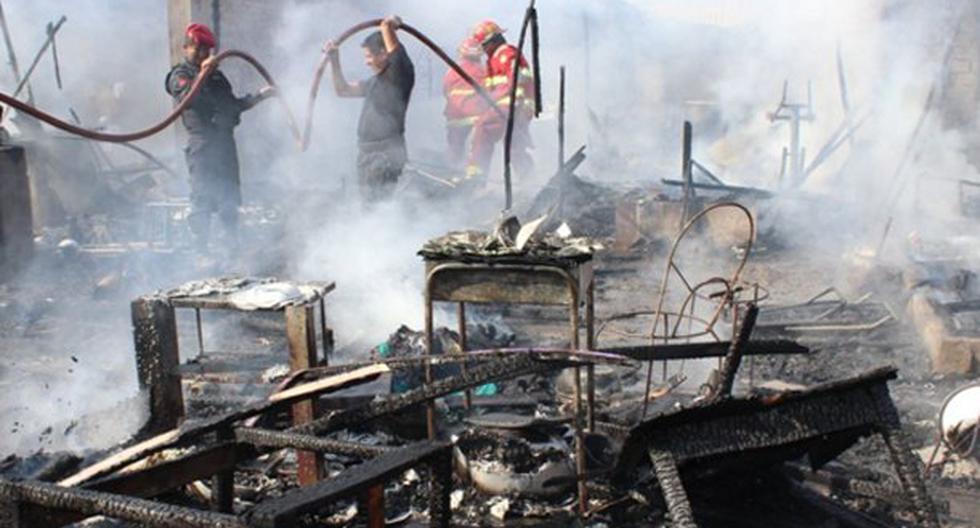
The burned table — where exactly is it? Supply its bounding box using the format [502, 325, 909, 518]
[131, 278, 335, 486]
[422, 256, 596, 511]
[1, 430, 452, 528]
[610, 367, 940, 528]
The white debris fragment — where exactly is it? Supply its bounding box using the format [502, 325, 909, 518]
[488, 497, 510, 521]
[515, 215, 548, 251]
[555, 222, 572, 239]
[450, 489, 465, 510]
[402, 468, 420, 484]
[260, 364, 290, 384]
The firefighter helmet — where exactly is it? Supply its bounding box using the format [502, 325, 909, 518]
[470, 20, 504, 46]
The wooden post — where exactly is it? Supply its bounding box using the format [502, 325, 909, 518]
[360, 484, 385, 528]
[210, 427, 234, 513]
[0, 146, 33, 280]
[131, 296, 184, 435]
[285, 304, 323, 486]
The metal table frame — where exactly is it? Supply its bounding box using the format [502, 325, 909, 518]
[422, 259, 595, 512]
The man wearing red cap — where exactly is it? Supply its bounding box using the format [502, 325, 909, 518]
[166, 23, 274, 256]
[442, 36, 487, 168]
[324, 16, 415, 204]
[463, 20, 535, 183]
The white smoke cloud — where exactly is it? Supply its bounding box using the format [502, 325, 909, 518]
[3, 0, 976, 455]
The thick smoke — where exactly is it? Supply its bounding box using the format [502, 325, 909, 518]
[2, 0, 975, 454]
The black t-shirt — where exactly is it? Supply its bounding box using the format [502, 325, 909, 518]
[357, 45, 415, 143]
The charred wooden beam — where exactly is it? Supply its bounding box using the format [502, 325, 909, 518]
[0, 479, 245, 528]
[235, 427, 392, 458]
[246, 441, 452, 528]
[661, 178, 776, 199]
[601, 339, 807, 362]
[85, 442, 251, 499]
[59, 365, 387, 488]
[709, 304, 759, 401]
[292, 355, 570, 436]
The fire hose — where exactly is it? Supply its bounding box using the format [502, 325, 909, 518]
[0, 20, 503, 152]
[301, 19, 506, 150]
[0, 49, 298, 144]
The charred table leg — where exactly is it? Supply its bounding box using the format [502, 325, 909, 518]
[879, 426, 940, 528]
[648, 448, 696, 528]
[428, 449, 453, 528]
[358, 485, 384, 528]
[286, 304, 324, 486]
[211, 427, 235, 513]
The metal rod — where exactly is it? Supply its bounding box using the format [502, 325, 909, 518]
[47, 20, 62, 89]
[586, 278, 595, 432]
[570, 296, 588, 514]
[0, 0, 33, 105]
[13, 15, 66, 98]
[503, 0, 536, 210]
[680, 121, 694, 227]
[424, 290, 436, 439]
[530, 5, 542, 117]
[558, 65, 566, 169]
[195, 307, 205, 357]
[458, 302, 471, 409]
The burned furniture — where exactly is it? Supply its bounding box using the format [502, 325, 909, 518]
[0, 369, 454, 527]
[610, 366, 940, 528]
[420, 227, 599, 512]
[2, 351, 625, 527]
[131, 277, 335, 485]
[754, 288, 897, 342]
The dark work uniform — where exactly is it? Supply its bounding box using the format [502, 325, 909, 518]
[356, 45, 414, 202]
[165, 60, 257, 250]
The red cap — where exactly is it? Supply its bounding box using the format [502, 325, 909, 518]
[185, 23, 216, 48]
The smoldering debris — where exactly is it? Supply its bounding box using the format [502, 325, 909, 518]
[4, 0, 980, 526]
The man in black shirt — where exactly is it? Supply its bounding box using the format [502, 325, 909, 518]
[166, 23, 273, 254]
[326, 16, 415, 203]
